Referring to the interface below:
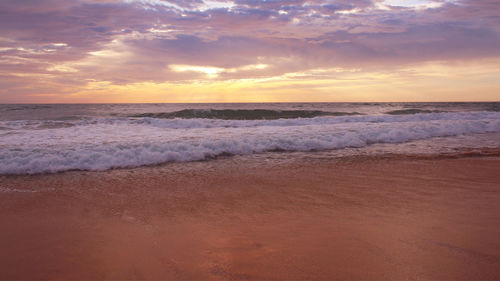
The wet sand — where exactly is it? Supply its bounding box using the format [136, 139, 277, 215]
[1, 155, 500, 280]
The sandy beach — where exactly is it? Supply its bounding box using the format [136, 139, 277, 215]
[1, 154, 500, 280]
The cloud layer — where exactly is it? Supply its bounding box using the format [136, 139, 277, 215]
[1, 0, 499, 101]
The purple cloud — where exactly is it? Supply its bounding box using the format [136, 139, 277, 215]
[1, 0, 500, 100]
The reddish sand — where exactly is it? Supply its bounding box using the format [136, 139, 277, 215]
[1, 155, 500, 280]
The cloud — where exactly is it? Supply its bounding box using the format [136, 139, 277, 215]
[0, 0, 499, 101]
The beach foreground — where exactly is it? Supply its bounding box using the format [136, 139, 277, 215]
[1, 155, 500, 280]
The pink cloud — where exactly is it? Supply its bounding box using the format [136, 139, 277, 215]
[1, 0, 499, 100]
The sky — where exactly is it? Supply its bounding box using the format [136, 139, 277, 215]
[0, 0, 499, 103]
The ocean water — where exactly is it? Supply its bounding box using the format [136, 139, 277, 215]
[0, 102, 499, 175]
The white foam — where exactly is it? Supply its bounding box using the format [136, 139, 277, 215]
[1, 111, 499, 174]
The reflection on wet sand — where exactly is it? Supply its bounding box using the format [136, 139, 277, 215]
[1, 155, 500, 280]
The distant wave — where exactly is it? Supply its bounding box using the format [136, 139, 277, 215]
[487, 104, 500, 112]
[1, 105, 53, 112]
[132, 109, 361, 120]
[385, 109, 444, 115]
[0, 111, 498, 130]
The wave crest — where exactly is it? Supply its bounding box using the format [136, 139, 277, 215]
[132, 109, 361, 120]
[385, 109, 444, 115]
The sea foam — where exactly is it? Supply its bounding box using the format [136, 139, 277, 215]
[1, 111, 499, 174]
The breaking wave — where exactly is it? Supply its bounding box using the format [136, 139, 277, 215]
[385, 109, 444, 115]
[132, 109, 361, 120]
[1, 111, 499, 175]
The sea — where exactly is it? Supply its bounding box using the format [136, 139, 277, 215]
[1, 102, 499, 175]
